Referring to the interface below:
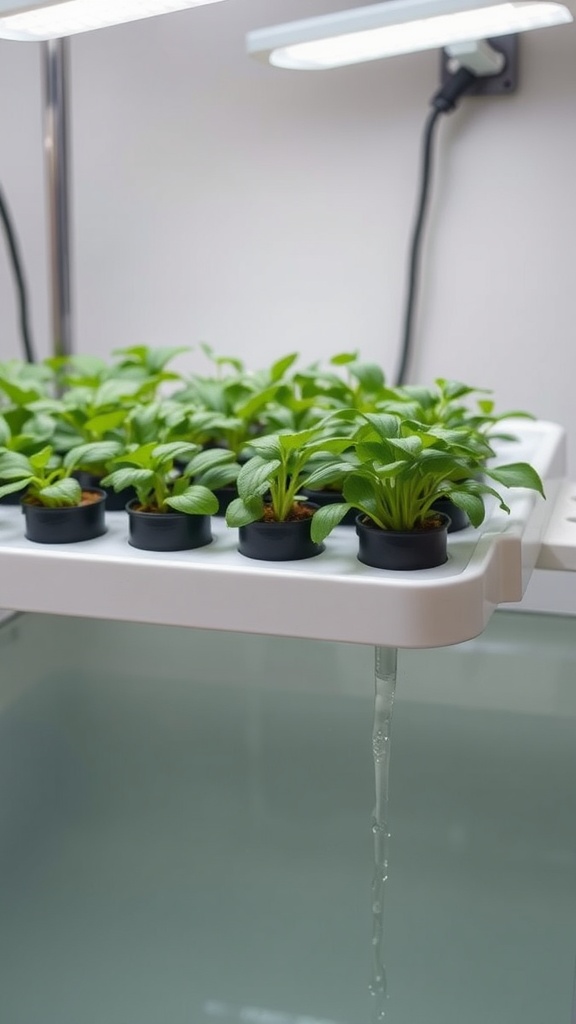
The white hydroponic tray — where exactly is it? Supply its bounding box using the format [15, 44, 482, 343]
[0, 421, 566, 648]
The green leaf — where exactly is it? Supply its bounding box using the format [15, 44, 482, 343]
[0, 477, 33, 499]
[436, 379, 480, 401]
[186, 409, 229, 433]
[370, 460, 407, 479]
[183, 447, 235, 477]
[355, 439, 395, 465]
[152, 441, 199, 464]
[237, 457, 280, 501]
[22, 412, 57, 443]
[477, 399, 495, 415]
[301, 460, 352, 490]
[396, 385, 435, 409]
[416, 450, 469, 475]
[83, 410, 129, 435]
[343, 473, 380, 517]
[39, 478, 82, 507]
[277, 428, 320, 454]
[486, 462, 545, 497]
[388, 436, 423, 456]
[165, 485, 218, 516]
[330, 351, 358, 366]
[197, 463, 239, 490]
[29, 446, 53, 472]
[187, 379, 229, 413]
[245, 434, 283, 459]
[0, 378, 40, 406]
[109, 443, 156, 469]
[0, 416, 11, 445]
[349, 362, 385, 392]
[64, 441, 123, 471]
[310, 502, 353, 543]
[0, 450, 32, 479]
[269, 352, 298, 382]
[112, 344, 188, 373]
[444, 490, 486, 528]
[65, 354, 109, 379]
[101, 468, 155, 492]
[234, 384, 279, 421]
[362, 413, 401, 441]
[94, 379, 144, 408]
[320, 408, 361, 428]
[225, 495, 264, 528]
[302, 435, 355, 458]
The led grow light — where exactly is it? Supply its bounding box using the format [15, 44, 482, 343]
[246, 0, 572, 70]
[0, 0, 228, 41]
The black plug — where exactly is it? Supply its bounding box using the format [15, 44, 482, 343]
[431, 66, 477, 113]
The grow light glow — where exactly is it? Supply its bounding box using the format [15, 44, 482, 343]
[0, 0, 228, 41]
[246, 0, 572, 70]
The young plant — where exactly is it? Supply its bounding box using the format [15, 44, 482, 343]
[28, 377, 161, 457]
[46, 346, 188, 391]
[111, 345, 190, 382]
[259, 351, 398, 437]
[0, 412, 56, 459]
[101, 441, 239, 514]
[294, 352, 395, 414]
[384, 378, 533, 443]
[310, 413, 545, 543]
[0, 359, 58, 442]
[225, 426, 355, 527]
[173, 346, 300, 455]
[0, 446, 82, 507]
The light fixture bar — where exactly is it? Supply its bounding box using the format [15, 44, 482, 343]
[0, 0, 227, 41]
[247, 0, 572, 70]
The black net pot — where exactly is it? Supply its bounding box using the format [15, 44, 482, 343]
[23, 489, 107, 544]
[300, 487, 357, 526]
[75, 470, 137, 512]
[432, 496, 470, 533]
[127, 501, 213, 552]
[238, 505, 324, 561]
[356, 513, 450, 571]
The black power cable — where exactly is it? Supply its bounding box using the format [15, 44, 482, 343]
[0, 183, 36, 364]
[394, 67, 477, 387]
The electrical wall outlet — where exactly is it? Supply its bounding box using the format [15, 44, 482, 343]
[441, 35, 519, 96]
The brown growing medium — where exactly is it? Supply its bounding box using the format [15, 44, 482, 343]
[133, 503, 164, 514]
[261, 502, 315, 523]
[80, 491, 103, 506]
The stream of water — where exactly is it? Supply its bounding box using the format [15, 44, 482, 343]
[369, 646, 398, 1022]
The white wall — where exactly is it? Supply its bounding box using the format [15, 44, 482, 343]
[0, 0, 575, 609]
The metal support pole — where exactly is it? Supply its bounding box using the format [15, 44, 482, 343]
[42, 38, 73, 358]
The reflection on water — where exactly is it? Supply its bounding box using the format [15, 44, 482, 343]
[0, 611, 575, 1023]
[204, 1000, 346, 1023]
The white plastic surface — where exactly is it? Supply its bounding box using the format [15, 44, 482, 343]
[536, 479, 576, 571]
[0, 421, 565, 648]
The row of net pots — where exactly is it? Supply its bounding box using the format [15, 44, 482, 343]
[8, 484, 467, 571]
